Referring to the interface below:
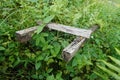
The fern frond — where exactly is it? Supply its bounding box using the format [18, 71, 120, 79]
[94, 71, 109, 80]
[97, 65, 120, 80]
[115, 48, 120, 55]
[101, 60, 120, 73]
[108, 56, 120, 66]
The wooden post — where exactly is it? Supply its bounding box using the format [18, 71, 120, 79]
[62, 24, 99, 62]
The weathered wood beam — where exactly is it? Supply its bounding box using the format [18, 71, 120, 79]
[47, 23, 92, 38]
[16, 23, 93, 42]
[62, 24, 99, 62]
[62, 37, 86, 62]
[16, 26, 37, 43]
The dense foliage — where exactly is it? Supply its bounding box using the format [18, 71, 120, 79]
[96, 48, 120, 80]
[0, 0, 120, 79]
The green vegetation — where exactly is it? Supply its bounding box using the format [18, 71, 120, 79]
[95, 48, 120, 80]
[0, 0, 120, 79]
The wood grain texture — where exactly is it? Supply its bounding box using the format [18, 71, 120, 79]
[16, 23, 93, 42]
[16, 27, 37, 43]
[62, 37, 86, 62]
[16, 27, 37, 36]
[47, 23, 92, 38]
[62, 24, 99, 62]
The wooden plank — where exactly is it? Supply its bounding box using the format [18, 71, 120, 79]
[62, 24, 99, 62]
[47, 23, 92, 38]
[16, 27, 37, 36]
[16, 23, 93, 42]
[62, 37, 86, 62]
[16, 26, 37, 43]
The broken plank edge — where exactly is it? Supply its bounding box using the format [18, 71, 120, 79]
[62, 37, 86, 62]
[16, 26, 37, 43]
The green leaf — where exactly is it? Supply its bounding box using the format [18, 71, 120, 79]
[35, 34, 46, 46]
[40, 37, 46, 46]
[101, 60, 120, 73]
[36, 55, 44, 61]
[51, 42, 61, 57]
[46, 74, 55, 80]
[56, 72, 63, 80]
[35, 62, 41, 70]
[42, 45, 53, 51]
[0, 57, 5, 62]
[0, 46, 5, 50]
[72, 57, 78, 67]
[41, 32, 49, 37]
[109, 56, 120, 66]
[9, 55, 15, 63]
[94, 71, 109, 80]
[39, 75, 44, 79]
[31, 74, 38, 79]
[115, 48, 120, 55]
[47, 68, 53, 73]
[72, 77, 82, 80]
[54, 42, 61, 55]
[28, 0, 38, 3]
[13, 57, 20, 67]
[97, 65, 120, 80]
[47, 58, 54, 65]
[35, 37, 41, 46]
[43, 15, 55, 23]
[60, 40, 69, 47]
[36, 24, 46, 34]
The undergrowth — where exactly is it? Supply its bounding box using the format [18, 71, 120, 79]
[0, 0, 120, 80]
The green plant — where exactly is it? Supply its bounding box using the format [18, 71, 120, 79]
[0, 0, 120, 79]
[95, 48, 120, 80]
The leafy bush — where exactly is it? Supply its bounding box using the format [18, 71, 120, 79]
[0, 0, 120, 79]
